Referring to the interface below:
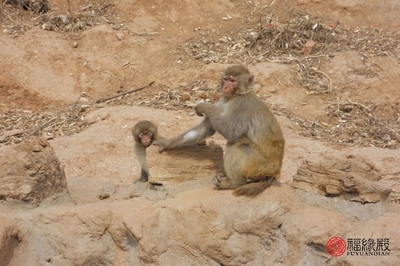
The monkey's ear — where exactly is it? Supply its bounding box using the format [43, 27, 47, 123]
[248, 75, 254, 85]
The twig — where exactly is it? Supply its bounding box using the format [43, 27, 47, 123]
[271, 6, 293, 47]
[314, 70, 333, 91]
[96, 81, 155, 103]
[347, 98, 372, 112]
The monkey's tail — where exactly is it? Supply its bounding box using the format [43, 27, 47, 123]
[233, 177, 274, 197]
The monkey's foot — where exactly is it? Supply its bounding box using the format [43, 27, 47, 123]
[213, 175, 222, 187]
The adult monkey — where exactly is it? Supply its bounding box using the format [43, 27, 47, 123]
[154, 65, 285, 196]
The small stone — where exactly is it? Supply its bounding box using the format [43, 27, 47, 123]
[59, 15, 69, 24]
[116, 33, 124, 41]
[80, 105, 91, 112]
[302, 40, 316, 55]
[98, 193, 110, 200]
[42, 23, 51, 31]
[78, 97, 89, 103]
[42, 132, 54, 140]
[72, 42, 79, 48]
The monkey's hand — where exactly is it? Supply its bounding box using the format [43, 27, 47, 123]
[153, 138, 170, 153]
[195, 102, 217, 117]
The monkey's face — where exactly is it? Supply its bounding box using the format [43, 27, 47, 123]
[221, 75, 237, 98]
[138, 132, 153, 147]
[221, 65, 254, 96]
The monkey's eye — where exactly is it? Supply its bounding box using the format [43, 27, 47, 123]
[222, 75, 237, 83]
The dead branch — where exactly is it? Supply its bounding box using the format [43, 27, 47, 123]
[96, 81, 155, 103]
[347, 98, 372, 112]
[315, 70, 333, 91]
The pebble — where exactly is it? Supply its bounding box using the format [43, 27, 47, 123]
[116, 33, 124, 40]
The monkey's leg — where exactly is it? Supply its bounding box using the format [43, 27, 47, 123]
[244, 148, 282, 179]
[138, 167, 149, 182]
[134, 145, 149, 182]
[213, 144, 247, 190]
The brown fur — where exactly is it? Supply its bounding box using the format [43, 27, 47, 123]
[132, 120, 163, 182]
[155, 65, 285, 196]
[233, 178, 274, 196]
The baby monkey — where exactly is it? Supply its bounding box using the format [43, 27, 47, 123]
[132, 120, 161, 182]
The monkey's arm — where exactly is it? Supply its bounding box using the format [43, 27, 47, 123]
[196, 102, 249, 142]
[153, 118, 216, 152]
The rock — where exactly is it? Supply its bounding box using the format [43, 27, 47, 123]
[0, 137, 67, 204]
[107, 216, 138, 251]
[302, 40, 316, 55]
[147, 144, 224, 185]
[42, 132, 54, 140]
[0, 217, 20, 266]
[98, 183, 116, 200]
[292, 155, 391, 203]
[78, 96, 90, 103]
[116, 33, 124, 40]
[59, 15, 69, 24]
[5, 182, 400, 266]
[80, 104, 91, 112]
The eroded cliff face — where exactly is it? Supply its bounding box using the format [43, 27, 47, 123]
[0, 137, 67, 204]
[3, 179, 400, 265]
[1, 106, 399, 266]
